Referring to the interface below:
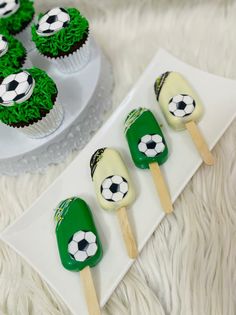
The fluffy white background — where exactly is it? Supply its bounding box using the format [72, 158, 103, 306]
[0, 0, 236, 314]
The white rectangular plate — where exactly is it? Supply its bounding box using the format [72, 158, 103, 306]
[1, 49, 236, 315]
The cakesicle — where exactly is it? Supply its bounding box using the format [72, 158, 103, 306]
[154, 71, 214, 165]
[55, 197, 102, 315]
[90, 148, 138, 259]
[125, 107, 172, 214]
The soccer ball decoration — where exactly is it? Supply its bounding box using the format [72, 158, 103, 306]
[101, 175, 129, 202]
[168, 94, 196, 117]
[0, 0, 19, 18]
[0, 35, 8, 57]
[138, 134, 165, 157]
[36, 7, 70, 37]
[68, 230, 98, 262]
[0, 71, 35, 106]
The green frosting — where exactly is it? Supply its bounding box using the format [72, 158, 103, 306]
[0, 67, 57, 126]
[0, 32, 26, 73]
[32, 8, 89, 57]
[0, 0, 35, 35]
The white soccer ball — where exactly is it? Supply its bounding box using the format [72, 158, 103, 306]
[168, 94, 196, 117]
[101, 175, 129, 202]
[0, 0, 19, 18]
[36, 7, 70, 37]
[0, 34, 8, 57]
[68, 230, 98, 262]
[138, 134, 165, 157]
[0, 71, 35, 106]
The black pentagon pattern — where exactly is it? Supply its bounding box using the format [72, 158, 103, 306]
[110, 183, 119, 193]
[8, 80, 18, 91]
[60, 7, 67, 13]
[177, 101, 187, 110]
[62, 21, 69, 28]
[146, 140, 156, 149]
[14, 93, 26, 102]
[78, 239, 89, 251]
[0, 3, 6, 8]
[46, 15, 57, 24]
[44, 29, 54, 34]
[191, 100, 196, 108]
[4, 10, 11, 16]
[27, 75, 33, 85]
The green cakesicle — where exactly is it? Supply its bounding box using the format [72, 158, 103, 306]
[124, 108, 168, 169]
[54, 197, 103, 272]
[124, 107, 173, 214]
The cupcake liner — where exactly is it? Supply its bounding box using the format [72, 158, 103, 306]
[18, 102, 64, 139]
[15, 20, 35, 52]
[44, 34, 91, 74]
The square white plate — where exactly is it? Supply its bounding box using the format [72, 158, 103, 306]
[1, 49, 236, 315]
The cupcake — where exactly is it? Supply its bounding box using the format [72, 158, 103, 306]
[0, 67, 63, 138]
[0, 0, 35, 51]
[32, 7, 90, 74]
[0, 32, 32, 73]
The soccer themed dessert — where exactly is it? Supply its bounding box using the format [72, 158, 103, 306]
[125, 108, 173, 214]
[90, 148, 138, 259]
[154, 71, 214, 165]
[0, 32, 31, 73]
[54, 197, 102, 315]
[0, 0, 35, 51]
[32, 7, 90, 73]
[0, 67, 63, 138]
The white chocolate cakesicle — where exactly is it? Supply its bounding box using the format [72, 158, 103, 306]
[90, 148, 135, 211]
[90, 148, 138, 258]
[154, 72, 203, 131]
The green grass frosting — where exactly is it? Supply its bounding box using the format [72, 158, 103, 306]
[0, 67, 57, 126]
[0, 0, 35, 35]
[32, 8, 89, 57]
[0, 33, 26, 73]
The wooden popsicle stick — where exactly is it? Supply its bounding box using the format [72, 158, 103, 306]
[185, 120, 214, 166]
[149, 162, 173, 214]
[80, 266, 101, 315]
[117, 206, 138, 259]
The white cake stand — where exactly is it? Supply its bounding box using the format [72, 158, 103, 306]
[0, 39, 113, 175]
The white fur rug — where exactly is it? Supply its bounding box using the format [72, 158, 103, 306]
[0, 0, 236, 314]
